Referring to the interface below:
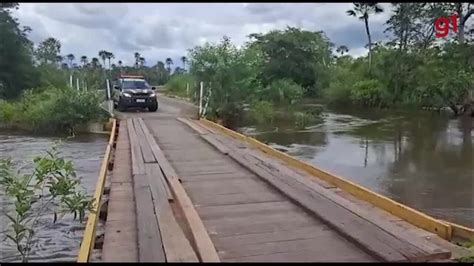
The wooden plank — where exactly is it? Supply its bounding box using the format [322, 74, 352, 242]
[199, 133, 422, 262]
[144, 167, 199, 262]
[226, 247, 375, 262]
[206, 215, 318, 238]
[133, 118, 156, 163]
[197, 201, 300, 220]
[183, 178, 273, 196]
[179, 172, 253, 182]
[127, 119, 145, 175]
[186, 190, 285, 207]
[197, 118, 453, 241]
[166, 177, 221, 262]
[137, 118, 179, 180]
[177, 117, 208, 135]
[218, 235, 368, 260]
[245, 149, 451, 261]
[141, 119, 220, 262]
[213, 225, 331, 247]
[146, 163, 173, 204]
[133, 178, 166, 262]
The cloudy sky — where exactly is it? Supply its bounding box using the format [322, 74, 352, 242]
[12, 3, 394, 67]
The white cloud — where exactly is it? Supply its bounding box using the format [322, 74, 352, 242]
[11, 3, 394, 67]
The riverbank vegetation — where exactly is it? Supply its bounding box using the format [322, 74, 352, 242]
[0, 3, 173, 134]
[163, 3, 473, 128]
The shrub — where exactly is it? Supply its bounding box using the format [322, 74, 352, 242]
[7, 85, 107, 134]
[350, 79, 386, 107]
[164, 74, 196, 99]
[293, 111, 315, 129]
[0, 144, 93, 262]
[0, 100, 18, 124]
[261, 79, 304, 105]
[249, 100, 274, 125]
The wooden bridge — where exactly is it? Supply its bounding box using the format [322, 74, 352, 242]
[77, 95, 473, 262]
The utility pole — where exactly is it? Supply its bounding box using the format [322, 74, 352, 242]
[199, 81, 203, 119]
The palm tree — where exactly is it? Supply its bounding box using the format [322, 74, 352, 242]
[91, 57, 100, 68]
[99, 50, 108, 68]
[165, 58, 173, 73]
[118, 60, 123, 74]
[336, 45, 349, 56]
[181, 56, 187, 70]
[66, 54, 75, 68]
[347, 3, 383, 72]
[139, 57, 146, 68]
[106, 52, 114, 69]
[80, 56, 88, 67]
[134, 52, 141, 68]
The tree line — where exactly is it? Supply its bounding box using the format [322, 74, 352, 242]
[164, 2, 473, 127]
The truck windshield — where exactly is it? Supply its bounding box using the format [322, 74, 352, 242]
[122, 80, 148, 89]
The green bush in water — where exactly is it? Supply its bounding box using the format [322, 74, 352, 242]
[294, 111, 315, 129]
[260, 79, 304, 105]
[350, 79, 387, 107]
[6, 85, 107, 134]
[0, 100, 18, 124]
[249, 100, 274, 125]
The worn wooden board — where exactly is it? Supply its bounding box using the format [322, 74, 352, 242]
[141, 120, 219, 262]
[133, 177, 166, 262]
[127, 119, 145, 175]
[185, 190, 285, 207]
[146, 163, 173, 203]
[102, 121, 138, 262]
[199, 131, 427, 262]
[218, 235, 370, 260]
[177, 117, 208, 135]
[212, 225, 331, 247]
[138, 118, 179, 180]
[133, 118, 156, 163]
[245, 148, 451, 261]
[144, 164, 198, 262]
[197, 201, 301, 220]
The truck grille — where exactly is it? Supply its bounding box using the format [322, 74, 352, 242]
[132, 93, 149, 97]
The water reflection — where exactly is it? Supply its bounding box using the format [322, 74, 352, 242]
[239, 107, 473, 227]
[0, 131, 107, 262]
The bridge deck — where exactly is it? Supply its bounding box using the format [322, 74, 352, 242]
[99, 96, 457, 262]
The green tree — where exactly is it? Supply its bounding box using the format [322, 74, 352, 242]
[80, 56, 88, 67]
[336, 45, 349, 56]
[91, 57, 100, 68]
[249, 26, 333, 96]
[347, 3, 384, 73]
[134, 52, 140, 68]
[0, 4, 38, 99]
[106, 51, 114, 69]
[66, 54, 75, 68]
[166, 57, 173, 73]
[35, 37, 62, 64]
[181, 56, 187, 70]
[98, 50, 107, 68]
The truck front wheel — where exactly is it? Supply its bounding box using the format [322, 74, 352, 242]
[148, 103, 158, 112]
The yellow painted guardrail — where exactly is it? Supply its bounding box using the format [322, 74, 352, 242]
[77, 119, 117, 262]
[199, 118, 474, 242]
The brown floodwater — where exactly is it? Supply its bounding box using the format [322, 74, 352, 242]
[0, 131, 108, 262]
[238, 106, 473, 228]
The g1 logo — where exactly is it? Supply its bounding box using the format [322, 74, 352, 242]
[434, 14, 458, 38]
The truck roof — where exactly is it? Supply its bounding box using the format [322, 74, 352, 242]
[119, 74, 145, 79]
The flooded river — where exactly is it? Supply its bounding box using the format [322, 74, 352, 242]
[0, 131, 107, 262]
[239, 106, 473, 228]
